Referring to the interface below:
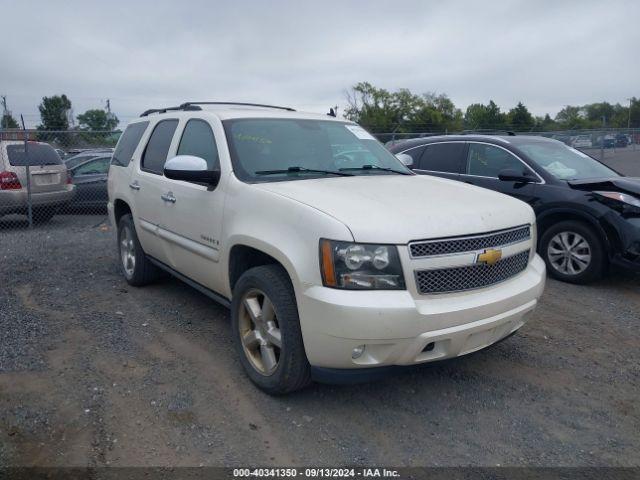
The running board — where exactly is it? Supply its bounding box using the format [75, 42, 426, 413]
[147, 256, 231, 309]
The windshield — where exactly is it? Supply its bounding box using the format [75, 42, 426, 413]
[224, 119, 411, 182]
[517, 141, 618, 180]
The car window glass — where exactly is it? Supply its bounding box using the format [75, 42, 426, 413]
[466, 143, 523, 177]
[419, 143, 464, 173]
[6, 143, 62, 166]
[402, 146, 426, 165]
[176, 119, 219, 169]
[142, 120, 179, 174]
[74, 157, 110, 175]
[112, 121, 149, 167]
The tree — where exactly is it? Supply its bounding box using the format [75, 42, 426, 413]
[1, 113, 19, 129]
[555, 105, 588, 128]
[507, 102, 535, 131]
[77, 109, 119, 131]
[464, 100, 506, 130]
[37, 94, 72, 130]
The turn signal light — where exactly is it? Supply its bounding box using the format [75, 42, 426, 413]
[0, 171, 22, 190]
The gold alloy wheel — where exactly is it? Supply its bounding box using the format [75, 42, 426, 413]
[238, 289, 282, 375]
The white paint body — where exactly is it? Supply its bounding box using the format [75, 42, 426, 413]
[108, 107, 546, 370]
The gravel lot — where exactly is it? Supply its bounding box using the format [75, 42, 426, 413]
[1, 149, 639, 468]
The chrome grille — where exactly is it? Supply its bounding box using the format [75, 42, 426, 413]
[409, 225, 530, 258]
[415, 250, 530, 294]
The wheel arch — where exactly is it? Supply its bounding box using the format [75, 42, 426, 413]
[537, 208, 619, 257]
[226, 238, 299, 297]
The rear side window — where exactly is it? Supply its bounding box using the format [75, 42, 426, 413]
[419, 143, 465, 173]
[112, 121, 149, 167]
[401, 145, 426, 165]
[177, 119, 219, 169]
[6, 143, 62, 166]
[141, 120, 179, 174]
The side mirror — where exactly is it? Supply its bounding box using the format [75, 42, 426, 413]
[164, 155, 220, 186]
[498, 169, 537, 183]
[395, 153, 414, 167]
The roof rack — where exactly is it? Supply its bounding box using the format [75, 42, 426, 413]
[139, 102, 296, 117]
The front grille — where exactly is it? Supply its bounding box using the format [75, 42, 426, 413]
[415, 250, 530, 294]
[409, 225, 530, 258]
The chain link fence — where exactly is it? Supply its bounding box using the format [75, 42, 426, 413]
[375, 127, 640, 160]
[0, 129, 120, 230]
[2, 126, 638, 231]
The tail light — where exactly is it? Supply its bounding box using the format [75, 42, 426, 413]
[0, 171, 22, 190]
[67, 171, 73, 184]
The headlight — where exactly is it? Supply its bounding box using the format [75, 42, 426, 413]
[320, 239, 405, 290]
[593, 191, 640, 212]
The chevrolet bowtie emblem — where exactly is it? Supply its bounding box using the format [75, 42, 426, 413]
[477, 249, 502, 266]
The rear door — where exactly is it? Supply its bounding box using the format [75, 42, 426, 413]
[4, 141, 68, 194]
[460, 142, 542, 205]
[70, 156, 111, 207]
[410, 142, 466, 181]
[130, 119, 180, 263]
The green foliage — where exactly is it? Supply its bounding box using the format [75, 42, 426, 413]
[77, 109, 119, 131]
[1, 113, 19, 129]
[37, 94, 72, 131]
[507, 102, 535, 131]
[464, 100, 506, 130]
[344, 82, 462, 134]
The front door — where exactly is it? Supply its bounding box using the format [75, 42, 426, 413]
[460, 142, 541, 207]
[156, 118, 228, 294]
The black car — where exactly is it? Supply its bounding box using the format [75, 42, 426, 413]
[615, 134, 629, 148]
[68, 155, 111, 210]
[389, 135, 640, 284]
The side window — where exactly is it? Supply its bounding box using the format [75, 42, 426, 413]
[466, 143, 523, 177]
[401, 146, 426, 165]
[74, 157, 110, 176]
[176, 119, 219, 169]
[419, 143, 465, 173]
[112, 121, 149, 167]
[141, 120, 179, 174]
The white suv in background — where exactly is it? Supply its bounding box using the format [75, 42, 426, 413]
[107, 102, 546, 394]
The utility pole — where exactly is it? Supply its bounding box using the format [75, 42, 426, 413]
[106, 99, 111, 115]
[1, 95, 7, 128]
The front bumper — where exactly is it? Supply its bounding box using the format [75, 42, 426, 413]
[298, 254, 546, 370]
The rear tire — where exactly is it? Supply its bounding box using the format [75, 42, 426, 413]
[539, 220, 606, 284]
[231, 265, 311, 395]
[117, 214, 162, 286]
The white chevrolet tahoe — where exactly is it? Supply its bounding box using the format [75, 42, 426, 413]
[107, 102, 546, 394]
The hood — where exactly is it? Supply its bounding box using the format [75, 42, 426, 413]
[254, 175, 534, 243]
[568, 177, 640, 196]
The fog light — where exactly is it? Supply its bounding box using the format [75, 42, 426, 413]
[352, 345, 366, 359]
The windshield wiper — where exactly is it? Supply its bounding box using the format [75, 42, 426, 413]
[338, 164, 411, 175]
[255, 166, 354, 177]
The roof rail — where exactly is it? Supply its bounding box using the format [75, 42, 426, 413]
[458, 130, 517, 136]
[140, 105, 202, 117]
[139, 102, 296, 117]
[180, 102, 296, 112]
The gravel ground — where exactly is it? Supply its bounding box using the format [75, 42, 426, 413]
[1, 148, 639, 468]
[0, 213, 639, 468]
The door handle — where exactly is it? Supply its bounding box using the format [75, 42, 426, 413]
[129, 181, 141, 190]
[161, 192, 176, 203]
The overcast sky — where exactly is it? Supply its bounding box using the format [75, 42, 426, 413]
[2, 0, 639, 128]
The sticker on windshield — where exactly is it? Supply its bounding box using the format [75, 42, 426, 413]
[345, 125, 375, 140]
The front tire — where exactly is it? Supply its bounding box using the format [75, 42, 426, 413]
[540, 220, 606, 284]
[117, 214, 162, 286]
[231, 265, 311, 394]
